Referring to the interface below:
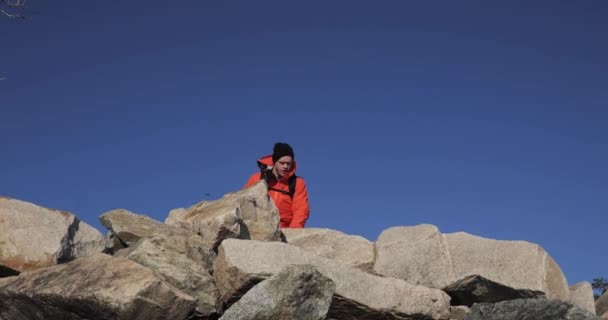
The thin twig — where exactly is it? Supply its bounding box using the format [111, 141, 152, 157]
[1, 8, 24, 18]
[1, 0, 27, 7]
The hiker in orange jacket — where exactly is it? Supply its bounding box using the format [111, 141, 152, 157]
[243, 143, 310, 228]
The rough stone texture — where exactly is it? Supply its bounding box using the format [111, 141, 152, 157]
[443, 274, 544, 306]
[600, 311, 608, 320]
[374, 225, 453, 288]
[104, 231, 126, 255]
[446, 231, 570, 301]
[115, 235, 219, 318]
[282, 228, 375, 271]
[166, 181, 280, 250]
[219, 264, 335, 320]
[466, 298, 601, 320]
[214, 239, 451, 320]
[0, 197, 106, 272]
[569, 282, 596, 314]
[597, 291, 608, 317]
[0, 253, 196, 320]
[450, 305, 470, 320]
[166, 207, 187, 223]
[100, 208, 204, 247]
[373, 224, 570, 304]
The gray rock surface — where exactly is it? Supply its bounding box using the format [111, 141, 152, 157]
[443, 274, 544, 306]
[450, 305, 470, 320]
[100, 208, 203, 247]
[214, 239, 451, 320]
[220, 264, 335, 320]
[116, 235, 219, 318]
[466, 298, 600, 320]
[0, 253, 196, 320]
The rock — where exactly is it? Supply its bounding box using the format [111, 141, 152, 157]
[281, 228, 375, 271]
[219, 264, 335, 320]
[104, 231, 126, 254]
[466, 298, 601, 320]
[373, 224, 570, 305]
[0, 253, 196, 320]
[0, 196, 106, 272]
[116, 235, 219, 318]
[446, 231, 569, 301]
[213, 239, 451, 320]
[450, 305, 470, 320]
[600, 311, 608, 320]
[166, 181, 280, 250]
[569, 282, 596, 314]
[100, 208, 220, 317]
[443, 274, 544, 306]
[597, 291, 608, 317]
[100, 208, 203, 247]
[166, 207, 188, 223]
[374, 225, 452, 288]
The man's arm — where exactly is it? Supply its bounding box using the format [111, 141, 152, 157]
[289, 177, 310, 228]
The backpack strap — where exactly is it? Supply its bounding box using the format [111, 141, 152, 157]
[265, 174, 298, 199]
[288, 175, 297, 199]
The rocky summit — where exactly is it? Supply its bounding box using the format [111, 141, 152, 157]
[0, 184, 600, 320]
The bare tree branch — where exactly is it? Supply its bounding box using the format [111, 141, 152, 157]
[1, 0, 27, 7]
[1, 8, 24, 19]
[1, 0, 27, 19]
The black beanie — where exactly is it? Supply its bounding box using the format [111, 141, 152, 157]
[272, 143, 294, 163]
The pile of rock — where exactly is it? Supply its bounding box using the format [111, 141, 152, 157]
[0, 182, 601, 319]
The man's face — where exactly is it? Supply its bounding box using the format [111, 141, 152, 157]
[273, 156, 293, 179]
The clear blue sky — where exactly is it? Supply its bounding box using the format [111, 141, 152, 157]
[1, 1, 606, 287]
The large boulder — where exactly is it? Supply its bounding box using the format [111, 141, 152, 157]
[373, 224, 570, 305]
[100, 208, 220, 317]
[466, 298, 601, 320]
[374, 224, 452, 288]
[443, 274, 543, 306]
[569, 282, 596, 314]
[213, 239, 451, 320]
[219, 264, 335, 320]
[597, 291, 608, 317]
[166, 181, 280, 250]
[99, 208, 206, 248]
[0, 196, 106, 272]
[115, 236, 219, 318]
[0, 253, 196, 320]
[446, 231, 569, 301]
[281, 228, 375, 271]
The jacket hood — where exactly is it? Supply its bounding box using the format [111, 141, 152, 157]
[257, 155, 297, 180]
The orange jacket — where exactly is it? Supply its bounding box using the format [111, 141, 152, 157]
[244, 155, 310, 228]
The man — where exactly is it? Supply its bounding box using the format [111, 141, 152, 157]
[244, 143, 310, 228]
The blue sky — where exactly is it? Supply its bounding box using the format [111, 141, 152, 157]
[1, 1, 606, 287]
